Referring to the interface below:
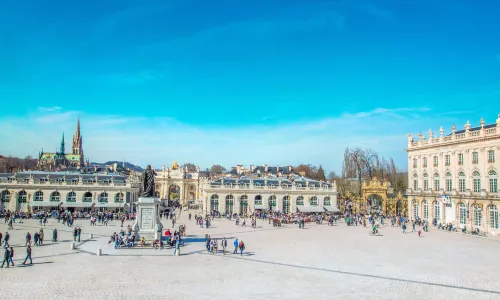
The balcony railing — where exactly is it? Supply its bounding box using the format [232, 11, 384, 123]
[472, 160, 478, 164]
[489, 159, 495, 163]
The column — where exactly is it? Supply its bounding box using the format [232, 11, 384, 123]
[219, 194, 226, 214]
[234, 195, 241, 215]
[9, 191, 17, 212]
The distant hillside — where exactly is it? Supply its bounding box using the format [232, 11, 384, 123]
[91, 161, 144, 172]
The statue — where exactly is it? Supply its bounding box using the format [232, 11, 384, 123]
[171, 161, 179, 170]
[140, 165, 157, 197]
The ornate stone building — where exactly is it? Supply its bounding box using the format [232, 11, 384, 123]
[154, 162, 338, 215]
[199, 176, 337, 215]
[406, 114, 500, 233]
[0, 171, 139, 212]
[38, 118, 87, 170]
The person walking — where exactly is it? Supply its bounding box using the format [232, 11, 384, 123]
[174, 238, 180, 256]
[39, 228, 44, 245]
[8, 247, 14, 267]
[1, 247, 10, 268]
[52, 228, 58, 242]
[3, 231, 10, 248]
[238, 240, 245, 256]
[222, 238, 227, 255]
[77, 227, 81, 242]
[402, 223, 407, 234]
[26, 232, 32, 246]
[73, 227, 78, 241]
[233, 238, 238, 254]
[23, 245, 32, 265]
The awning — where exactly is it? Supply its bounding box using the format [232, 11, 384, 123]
[30, 201, 58, 207]
[61, 202, 94, 208]
[323, 206, 340, 213]
[296, 205, 324, 213]
[95, 202, 126, 208]
[254, 205, 267, 210]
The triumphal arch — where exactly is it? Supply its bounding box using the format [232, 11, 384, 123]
[155, 161, 201, 206]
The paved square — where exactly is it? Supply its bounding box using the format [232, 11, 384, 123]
[1, 213, 500, 300]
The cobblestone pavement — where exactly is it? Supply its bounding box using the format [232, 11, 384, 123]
[1, 214, 500, 300]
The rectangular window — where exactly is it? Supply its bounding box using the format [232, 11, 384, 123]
[423, 157, 427, 168]
[445, 155, 451, 166]
[459, 179, 466, 192]
[458, 153, 464, 165]
[423, 203, 429, 220]
[446, 179, 452, 192]
[490, 209, 498, 229]
[489, 150, 495, 163]
[424, 179, 429, 191]
[490, 178, 498, 193]
[434, 203, 441, 220]
[413, 158, 417, 168]
[413, 180, 418, 190]
[433, 156, 438, 167]
[473, 179, 481, 193]
[472, 152, 478, 164]
[474, 207, 482, 226]
[434, 179, 440, 191]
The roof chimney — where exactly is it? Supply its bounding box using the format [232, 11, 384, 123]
[264, 164, 268, 172]
[250, 165, 254, 172]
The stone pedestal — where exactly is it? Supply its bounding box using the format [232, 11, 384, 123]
[133, 197, 163, 241]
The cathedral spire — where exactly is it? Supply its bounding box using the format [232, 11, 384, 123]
[75, 117, 81, 138]
[60, 132, 65, 154]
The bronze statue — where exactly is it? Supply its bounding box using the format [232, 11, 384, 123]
[140, 165, 157, 197]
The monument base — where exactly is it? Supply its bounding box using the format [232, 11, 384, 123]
[133, 197, 163, 242]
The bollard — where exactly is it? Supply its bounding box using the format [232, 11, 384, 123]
[89, 233, 94, 240]
[70, 242, 75, 250]
[97, 248, 102, 256]
[175, 248, 180, 256]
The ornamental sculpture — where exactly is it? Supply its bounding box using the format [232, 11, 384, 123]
[140, 165, 157, 198]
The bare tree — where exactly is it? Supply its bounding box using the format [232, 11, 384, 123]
[210, 164, 226, 175]
[182, 163, 197, 172]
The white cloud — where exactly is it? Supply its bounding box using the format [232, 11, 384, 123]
[0, 107, 464, 173]
[38, 106, 62, 112]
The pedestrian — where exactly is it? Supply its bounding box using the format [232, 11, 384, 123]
[73, 228, 78, 241]
[121, 217, 125, 227]
[233, 238, 238, 254]
[3, 231, 10, 248]
[0, 231, 3, 246]
[39, 228, 44, 245]
[418, 230, 422, 237]
[8, 247, 14, 267]
[26, 232, 32, 246]
[222, 237, 227, 255]
[1, 247, 10, 268]
[189, 213, 192, 221]
[77, 227, 81, 242]
[52, 228, 58, 242]
[174, 239, 180, 256]
[23, 244, 32, 265]
[238, 240, 245, 256]
[402, 223, 407, 234]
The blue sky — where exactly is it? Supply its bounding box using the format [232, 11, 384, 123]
[0, 0, 499, 173]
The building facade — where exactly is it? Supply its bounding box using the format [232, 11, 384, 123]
[0, 171, 139, 212]
[154, 162, 201, 207]
[406, 114, 500, 233]
[199, 176, 337, 215]
[38, 118, 87, 170]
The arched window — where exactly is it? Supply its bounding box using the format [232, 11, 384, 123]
[434, 201, 441, 220]
[254, 195, 262, 205]
[83, 192, 92, 202]
[50, 191, 60, 201]
[422, 200, 429, 220]
[34, 191, 44, 201]
[225, 195, 234, 214]
[296, 196, 304, 206]
[458, 172, 466, 192]
[490, 205, 499, 229]
[115, 193, 124, 202]
[67, 192, 76, 202]
[473, 171, 481, 192]
[210, 194, 219, 211]
[240, 195, 248, 215]
[489, 170, 498, 193]
[324, 196, 331, 206]
[445, 172, 452, 192]
[474, 205, 482, 226]
[433, 173, 440, 191]
[459, 203, 466, 226]
[413, 200, 419, 220]
[310, 196, 318, 206]
[1, 191, 11, 202]
[99, 192, 108, 202]
[282, 196, 290, 213]
[18, 191, 27, 203]
[269, 195, 276, 211]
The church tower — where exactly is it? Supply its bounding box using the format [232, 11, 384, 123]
[60, 133, 65, 154]
[72, 117, 85, 166]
